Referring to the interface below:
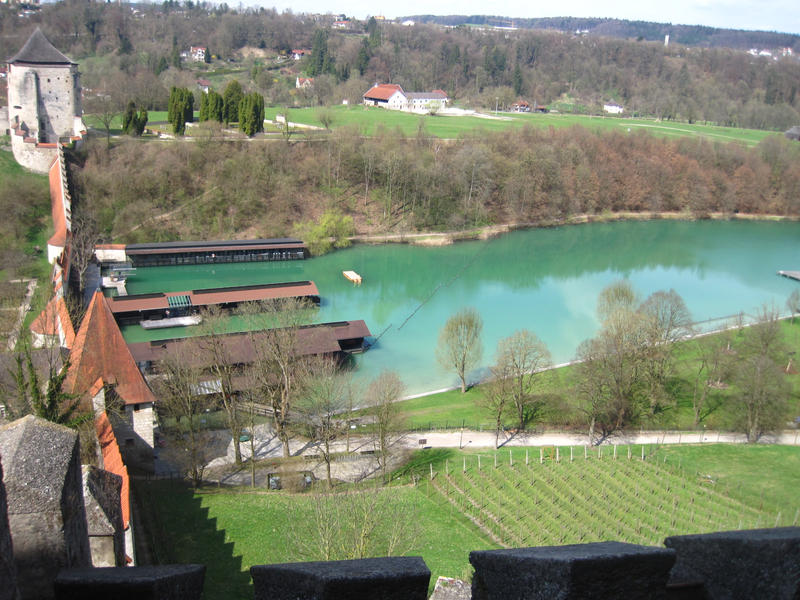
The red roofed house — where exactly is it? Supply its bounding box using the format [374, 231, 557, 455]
[296, 77, 314, 89]
[189, 46, 206, 62]
[363, 83, 407, 110]
[66, 290, 157, 466]
[363, 84, 448, 112]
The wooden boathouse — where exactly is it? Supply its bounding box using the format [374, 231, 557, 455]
[128, 320, 372, 373]
[107, 281, 320, 325]
[124, 238, 307, 267]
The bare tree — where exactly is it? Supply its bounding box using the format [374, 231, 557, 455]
[638, 289, 693, 414]
[151, 339, 209, 486]
[84, 92, 123, 147]
[243, 298, 316, 458]
[494, 329, 552, 431]
[196, 306, 243, 465]
[787, 289, 800, 323]
[480, 366, 511, 449]
[436, 307, 483, 393]
[733, 305, 790, 442]
[691, 331, 733, 427]
[366, 370, 405, 482]
[283, 484, 420, 562]
[574, 282, 651, 444]
[734, 353, 789, 442]
[69, 203, 101, 301]
[296, 356, 350, 488]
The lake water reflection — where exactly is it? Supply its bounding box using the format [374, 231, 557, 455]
[121, 220, 800, 395]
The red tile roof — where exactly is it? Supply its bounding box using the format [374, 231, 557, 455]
[107, 281, 320, 314]
[47, 155, 67, 249]
[66, 291, 156, 407]
[29, 295, 76, 348]
[95, 411, 130, 528]
[363, 84, 404, 101]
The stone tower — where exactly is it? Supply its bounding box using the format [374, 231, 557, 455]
[7, 28, 84, 173]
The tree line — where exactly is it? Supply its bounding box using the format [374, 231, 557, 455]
[70, 125, 800, 246]
[437, 283, 796, 447]
[4, 3, 800, 129]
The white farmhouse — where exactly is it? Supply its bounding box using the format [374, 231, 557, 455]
[363, 83, 449, 113]
[603, 101, 624, 115]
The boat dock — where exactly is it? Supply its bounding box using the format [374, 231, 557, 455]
[779, 270, 800, 282]
[343, 270, 362, 285]
[124, 238, 307, 267]
[107, 280, 320, 325]
[128, 319, 373, 372]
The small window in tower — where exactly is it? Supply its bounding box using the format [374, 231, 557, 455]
[47, 78, 50, 82]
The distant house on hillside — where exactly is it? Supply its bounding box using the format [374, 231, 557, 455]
[296, 77, 314, 89]
[603, 101, 624, 115]
[196, 79, 210, 93]
[291, 48, 310, 60]
[785, 126, 800, 141]
[362, 84, 448, 113]
[332, 20, 348, 29]
[511, 100, 531, 112]
[189, 46, 206, 62]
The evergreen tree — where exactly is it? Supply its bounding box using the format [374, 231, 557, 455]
[168, 87, 193, 135]
[122, 101, 136, 134]
[222, 80, 243, 124]
[207, 90, 224, 122]
[155, 56, 168, 75]
[133, 108, 148, 136]
[309, 29, 334, 77]
[204, 47, 211, 63]
[356, 40, 370, 76]
[199, 91, 208, 122]
[513, 63, 524, 96]
[239, 92, 265, 136]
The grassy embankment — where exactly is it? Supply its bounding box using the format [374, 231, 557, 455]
[387, 318, 800, 432]
[0, 140, 54, 348]
[136, 442, 800, 600]
[83, 104, 772, 146]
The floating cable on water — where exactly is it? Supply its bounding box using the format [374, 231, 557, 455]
[397, 241, 489, 331]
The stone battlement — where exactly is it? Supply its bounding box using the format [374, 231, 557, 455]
[1, 417, 799, 600]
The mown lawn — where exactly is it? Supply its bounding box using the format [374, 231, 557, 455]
[653, 444, 800, 513]
[136, 480, 493, 599]
[263, 104, 774, 146]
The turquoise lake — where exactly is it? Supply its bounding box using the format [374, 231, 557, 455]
[120, 220, 800, 396]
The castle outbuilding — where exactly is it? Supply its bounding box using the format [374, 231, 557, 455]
[6, 28, 85, 173]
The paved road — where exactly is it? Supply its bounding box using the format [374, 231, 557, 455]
[195, 425, 800, 474]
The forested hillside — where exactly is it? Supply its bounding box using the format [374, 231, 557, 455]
[405, 15, 800, 51]
[1, 2, 799, 129]
[73, 126, 800, 243]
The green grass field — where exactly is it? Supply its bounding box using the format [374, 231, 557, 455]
[264, 104, 773, 146]
[137, 442, 797, 599]
[81, 103, 772, 146]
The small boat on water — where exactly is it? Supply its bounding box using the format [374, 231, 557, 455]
[140, 315, 203, 329]
[343, 270, 362, 285]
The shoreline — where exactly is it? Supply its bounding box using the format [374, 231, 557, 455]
[348, 212, 800, 247]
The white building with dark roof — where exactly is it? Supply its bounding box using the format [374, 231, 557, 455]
[6, 28, 85, 173]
